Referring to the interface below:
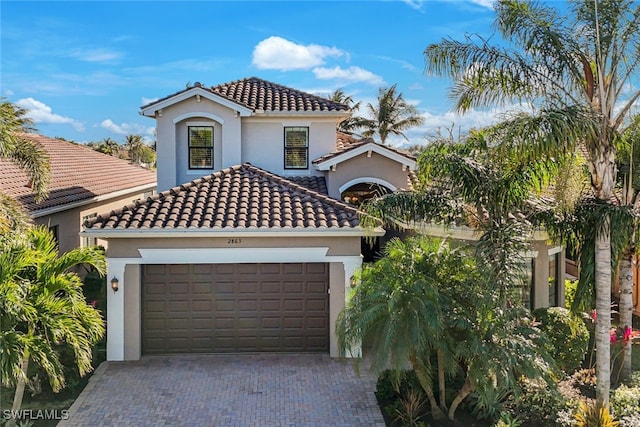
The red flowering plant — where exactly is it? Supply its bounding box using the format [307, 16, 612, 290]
[610, 325, 640, 346]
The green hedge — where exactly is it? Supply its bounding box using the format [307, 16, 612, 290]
[533, 306, 589, 374]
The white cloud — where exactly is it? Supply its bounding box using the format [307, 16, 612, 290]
[252, 36, 344, 71]
[468, 0, 495, 9]
[141, 97, 159, 106]
[4, 89, 14, 97]
[100, 119, 154, 136]
[15, 98, 84, 131]
[402, 0, 425, 10]
[69, 48, 121, 63]
[312, 66, 384, 86]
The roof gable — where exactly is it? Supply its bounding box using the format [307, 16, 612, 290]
[0, 133, 157, 216]
[85, 164, 363, 233]
[141, 77, 349, 117]
[314, 134, 416, 171]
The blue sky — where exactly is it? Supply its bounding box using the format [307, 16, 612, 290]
[2, 0, 514, 146]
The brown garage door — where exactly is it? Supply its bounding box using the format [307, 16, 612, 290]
[142, 263, 329, 354]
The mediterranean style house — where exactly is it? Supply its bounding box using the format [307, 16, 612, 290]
[82, 77, 565, 361]
[1, 133, 156, 254]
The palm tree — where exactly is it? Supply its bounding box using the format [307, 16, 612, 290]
[0, 100, 50, 201]
[337, 237, 451, 419]
[124, 134, 145, 165]
[329, 89, 364, 135]
[0, 193, 32, 248]
[0, 226, 105, 417]
[353, 84, 424, 145]
[424, 0, 640, 404]
[612, 116, 640, 380]
[362, 131, 545, 308]
[337, 236, 552, 421]
[96, 137, 120, 157]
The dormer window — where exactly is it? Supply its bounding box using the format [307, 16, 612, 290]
[188, 126, 213, 169]
[284, 127, 308, 169]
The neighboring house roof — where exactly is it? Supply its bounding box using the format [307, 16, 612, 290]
[141, 77, 349, 116]
[84, 164, 373, 236]
[0, 133, 157, 217]
[314, 132, 416, 171]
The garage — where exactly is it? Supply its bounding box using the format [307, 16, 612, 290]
[142, 263, 329, 354]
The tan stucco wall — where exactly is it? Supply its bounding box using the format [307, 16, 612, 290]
[530, 241, 565, 309]
[242, 117, 337, 178]
[124, 264, 141, 360]
[329, 262, 346, 355]
[105, 235, 361, 258]
[153, 95, 344, 191]
[325, 151, 411, 199]
[155, 98, 241, 191]
[34, 189, 154, 255]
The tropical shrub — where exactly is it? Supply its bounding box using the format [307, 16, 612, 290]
[501, 378, 567, 426]
[574, 401, 619, 427]
[0, 226, 105, 414]
[533, 307, 590, 374]
[610, 384, 640, 420]
[564, 279, 578, 311]
[376, 369, 422, 407]
[494, 412, 523, 427]
[339, 236, 555, 422]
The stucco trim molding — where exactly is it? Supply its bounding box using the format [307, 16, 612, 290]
[140, 87, 253, 117]
[82, 228, 385, 238]
[137, 247, 332, 264]
[339, 177, 398, 194]
[174, 113, 225, 125]
[314, 142, 416, 171]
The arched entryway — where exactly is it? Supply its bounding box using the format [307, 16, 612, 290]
[340, 179, 395, 262]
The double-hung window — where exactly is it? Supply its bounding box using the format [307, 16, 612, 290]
[188, 126, 213, 169]
[284, 127, 308, 169]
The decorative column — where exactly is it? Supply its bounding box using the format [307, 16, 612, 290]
[106, 259, 126, 361]
[343, 256, 363, 358]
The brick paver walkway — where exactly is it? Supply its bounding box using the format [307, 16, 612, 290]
[59, 354, 385, 427]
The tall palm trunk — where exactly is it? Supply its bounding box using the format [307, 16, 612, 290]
[618, 250, 633, 382]
[590, 140, 617, 405]
[448, 373, 473, 420]
[437, 348, 446, 410]
[410, 354, 445, 420]
[595, 223, 612, 406]
[9, 353, 29, 427]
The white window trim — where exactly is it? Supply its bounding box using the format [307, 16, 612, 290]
[187, 122, 215, 171]
[284, 126, 309, 170]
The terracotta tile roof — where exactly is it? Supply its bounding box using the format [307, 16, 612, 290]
[0, 133, 157, 216]
[143, 77, 349, 113]
[85, 164, 360, 231]
[313, 132, 416, 165]
[286, 176, 328, 194]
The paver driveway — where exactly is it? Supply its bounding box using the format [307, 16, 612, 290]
[59, 354, 385, 427]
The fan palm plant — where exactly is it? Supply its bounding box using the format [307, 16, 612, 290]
[0, 100, 50, 201]
[352, 84, 424, 145]
[0, 226, 106, 417]
[337, 237, 447, 418]
[337, 236, 553, 421]
[424, 0, 640, 404]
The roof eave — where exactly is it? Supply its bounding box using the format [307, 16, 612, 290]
[140, 87, 253, 118]
[254, 110, 350, 118]
[81, 227, 385, 238]
[30, 182, 157, 218]
[314, 142, 416, 171]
